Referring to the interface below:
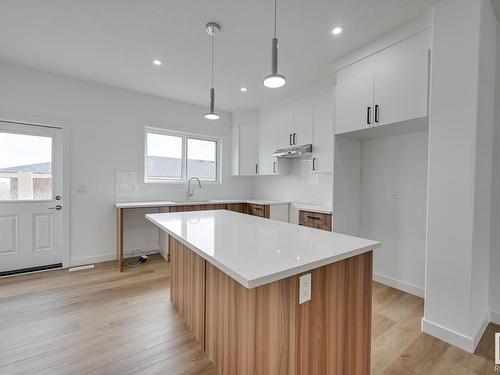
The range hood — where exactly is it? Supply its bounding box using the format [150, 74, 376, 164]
[272, 144, 312, 158]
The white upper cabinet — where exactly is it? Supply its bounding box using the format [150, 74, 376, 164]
[373, 49, 429, 126]
[275, 97, 314, 149]
[276, 106, 294, 149]
[312, 87, 334, 174]
[292, 97, 314, 146]
[231, 109, 259, 176]
[231, 123, 259, 176]
[335, 40, 430, 136]
[258, 110, 290, 175]
[335, 62, 374, 135]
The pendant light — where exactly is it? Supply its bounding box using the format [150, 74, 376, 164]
[262, 0, 286, 88]
[204, 22, 220, 120]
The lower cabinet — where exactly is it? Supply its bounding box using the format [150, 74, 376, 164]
[169, 204, 228, 212]
[226, 203, 249, 214]
[248, 204, 270, 218]
[299, 210, 332, 231]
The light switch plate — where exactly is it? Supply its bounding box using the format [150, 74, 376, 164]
[299, 273, 311, 304]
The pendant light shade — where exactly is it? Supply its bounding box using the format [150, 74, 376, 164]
[263, 0, 286, 88]
[204, 22, 220, 120]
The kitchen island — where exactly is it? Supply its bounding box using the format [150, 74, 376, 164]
[146, 210, 380, 375]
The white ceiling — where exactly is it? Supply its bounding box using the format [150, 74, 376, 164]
[0, 0, 437, 111]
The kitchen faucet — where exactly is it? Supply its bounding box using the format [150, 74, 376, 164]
[187, 177, 202, 199]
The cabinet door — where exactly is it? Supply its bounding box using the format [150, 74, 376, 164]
[335, 63, 374, 135]
[373, 49, 429, 126]
[292, 97, 313, 146]
[238, 124, 259, 175]
[249, 204, 270, 218]
[299, 211, 332, 231]
[312, 87, 334, 174]
[258, 111, 279, 175]
[276, 106, 294, 149]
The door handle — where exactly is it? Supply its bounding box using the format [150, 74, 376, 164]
[367, 107, 371, 125]
[49, 205, 62, 211]
[312, 157, 317, 171]
[375, 105, 380, 124]
[289, 133, 293, 146]
[293, 133, 297, 145]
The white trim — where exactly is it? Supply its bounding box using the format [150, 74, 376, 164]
[373, 272, 425, 298]
[421, 312, 490, 353]
[490, 310, 500, 325]
[70, 248, 164, 267]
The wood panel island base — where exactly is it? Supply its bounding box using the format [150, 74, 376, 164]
[147, 210, 380, 375]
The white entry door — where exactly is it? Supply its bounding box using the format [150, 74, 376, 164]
[0, 121, 64, 274]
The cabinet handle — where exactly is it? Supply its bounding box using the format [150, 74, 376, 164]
[289, 133, 293, 146]
[375, 104, 380, 124]
[306, 215, 321, 220]
[255, 164, 258, 174]
[312, 157, 317, 171]
[273, 161, 277, 173]
[367, 106, 371, 125]
[293, 133, 297, 145]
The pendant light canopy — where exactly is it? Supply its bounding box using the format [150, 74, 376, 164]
[263, 0, 286, 88]
[204, 22, 220, 120]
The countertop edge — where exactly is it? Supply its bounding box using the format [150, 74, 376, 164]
[116, 199, 290, 209]
[145, 214, 380, 289]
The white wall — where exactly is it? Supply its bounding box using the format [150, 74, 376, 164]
[253, 159, 333, 206]
[333, 136, 361, 236]
[423, 0, 496, 352]
[360, 131, 428, 297]
[0, 60, 254, 266]
[490, 23, 500, 325]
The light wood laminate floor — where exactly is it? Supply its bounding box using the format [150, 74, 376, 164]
[0, 255, 498, 375]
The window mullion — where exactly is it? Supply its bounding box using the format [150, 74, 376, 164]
[182, 136, 187, 182]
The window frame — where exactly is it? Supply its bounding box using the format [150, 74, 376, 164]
[144, 127, 222, 184]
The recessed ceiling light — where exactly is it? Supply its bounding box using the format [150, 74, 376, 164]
[240, 87, 248, 92]
[153, 59, 162, 66]
[332, 27, 342, 35]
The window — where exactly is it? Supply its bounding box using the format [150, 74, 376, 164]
[0, 132, 53, 200]
[145, 128, 220, 183]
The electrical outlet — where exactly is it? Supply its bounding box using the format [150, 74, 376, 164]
[299, 273, 311, 304]
[393, 188, 401, 199]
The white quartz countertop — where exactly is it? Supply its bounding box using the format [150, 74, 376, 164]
[146, 210, 380, 289]
[115, 199, 289, 209]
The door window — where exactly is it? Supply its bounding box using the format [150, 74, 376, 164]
[0, 132, 53, 200]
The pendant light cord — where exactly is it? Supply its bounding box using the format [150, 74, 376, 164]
[211, 33, 214, 88]
[274, 0, 277, 38]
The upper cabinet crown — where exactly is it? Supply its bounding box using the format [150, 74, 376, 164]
[335, 47, 430, 135]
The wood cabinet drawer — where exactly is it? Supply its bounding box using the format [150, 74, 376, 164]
[169, 204, 227, 213]
[248, 204, 270, 218]
[299, 210, 332, 231]
[227, 203, 249, 214]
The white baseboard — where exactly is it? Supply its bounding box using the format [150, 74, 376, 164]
[490, 310, 500, 325]
[421, 312, 490, 353]
[70, 248, 161, 267]
[373, 272, 425, 298]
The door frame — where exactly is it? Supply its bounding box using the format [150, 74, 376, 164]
[0, 112, 71, 268]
